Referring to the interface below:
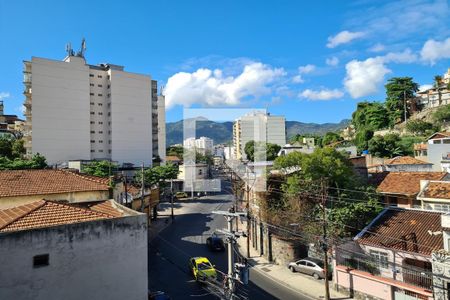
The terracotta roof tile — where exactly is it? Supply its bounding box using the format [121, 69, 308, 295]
[165, 156, 181, 161]
[422, 181, 450, 199]
[0, 200, 121, 233]
[0, 170, 110, 198]
[377, 172, 447, 196]
[358, 208, 443, 255]
[385, 156, 429, 165]
[413, 143, 428, 151]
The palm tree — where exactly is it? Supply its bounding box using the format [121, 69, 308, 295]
[434, 75, 443, 106]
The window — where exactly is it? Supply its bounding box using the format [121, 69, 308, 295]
[98, 121, 103, 125]
[444, 139, 450, 144]
[98, 112, 103, 115]
[90, 93, 94, 96]
[90, 83, 94, 87]
[33, 254, 49, 268]
[107, 93, 111, 98]
[435, 204, 450, 213]
[434, 140, 442, 144]
[90, 112, 95, 115]
[98, 94, 103, 97]
[109, 140, 111, 144]
[90, 131, 95, 134]
[98, 103, 103, 106]
[99, 140, 103, 143]
[99, 131, 103, 134]
[198, 169, 203, 175]
[90, 121, 95, 124]
[89, 74, 94, 77]
[91, 150, 95, 153]
[90, 102, 94, 105]
[90, 140, 95, 143]
[98, 84, 102, 87]
[370, 250, 388, 269]
[108, 150, 111, 153]
[107, 84, 110, 89]
[99, 150, 103, 153]
[107, 75, 110, 80]
[97, 75, 102, 78]
[107, 112, 110, 116]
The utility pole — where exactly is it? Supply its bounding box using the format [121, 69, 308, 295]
[246, 167, 251, 259]
[170, 178, 174, 221]
[140, 162, 145, 212]
[403, 89, 407, 124]
[227, 215, 234, 294]
[320, 180, 331, 300]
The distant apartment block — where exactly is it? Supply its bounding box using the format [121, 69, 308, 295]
[23, 41, 165, 166]
[183, 136, 214, 154]
[414, 132, 450, 172]
[417, 68, 450, 109]
[233, 111, 286, 160]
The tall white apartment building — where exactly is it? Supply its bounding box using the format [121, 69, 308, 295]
[183, 136, 214, 154]
[23, 42, 165, 166]
[233, 112, 286, 160]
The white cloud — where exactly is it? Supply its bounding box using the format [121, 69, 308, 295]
[419, 84, 433, 92]
[164, 62, 286, 108]
[344, 57, 391, 98]
[325, 56, 339, 66]
[0, 92, 10, 101]
[343, 49, 417, 98]
[292, 75, 304, 83]
[326, 31, 365, 48]
[420, 37, 450, 65]
[368, 43, 386, 53]
[299, 88, 344, 101]
[298, 64, 316, 74]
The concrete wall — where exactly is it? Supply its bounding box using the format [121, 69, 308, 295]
[0, 190, 111, 209]
[31, 56, 91, 164]
[110, 69, 152, 166]
[428, 143, 450, 171]
[157, 95, 166, 162]
[0, 215, 148, 300]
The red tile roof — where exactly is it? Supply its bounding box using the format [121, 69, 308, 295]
[0, 170, 110, 198]
[413, 143, 428, 151]
[357, 208, 443, 255]
[422, 181, 450, 200]
[0, 200, 124, 233]
[385, 156, 430, 165]
[377, 172, 447, 196]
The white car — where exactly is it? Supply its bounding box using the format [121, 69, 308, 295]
[288, 257, 329, 280]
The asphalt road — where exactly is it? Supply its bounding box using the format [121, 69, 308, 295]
[148, 175, 312, 300]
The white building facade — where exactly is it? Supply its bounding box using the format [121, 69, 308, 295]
[23, 43, 165, 166]
[233, 112, 286, 160]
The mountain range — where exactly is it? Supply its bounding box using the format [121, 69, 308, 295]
[166, 118, 350, 146]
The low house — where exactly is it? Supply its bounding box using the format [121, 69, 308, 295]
[0, 169, 111, 209]
[375, 171, 449, 208]
[370, 156, 434, 173]
[334, 208, 444, 300]
[165, 155, 182, 166]
[425, 132, 450, 171]
[417, 180, 450, 212]
[0, 199, 147, 300]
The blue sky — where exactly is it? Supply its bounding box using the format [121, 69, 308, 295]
[1, 0, 449, 123]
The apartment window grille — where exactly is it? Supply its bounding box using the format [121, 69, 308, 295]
[33, 254, 49, 268]
[370, 250, 388, 269]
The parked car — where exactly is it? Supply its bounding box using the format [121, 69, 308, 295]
[188, 257, 217, 281]
[206, 234, 225, 251]
[175, 192, 188, 199]
[287, 257, 331, 280]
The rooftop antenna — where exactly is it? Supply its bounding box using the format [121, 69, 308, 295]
[65, 43, 74, 56]
[76, 38, 86, 58]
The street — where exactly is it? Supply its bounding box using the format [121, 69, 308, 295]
[148, 175, 313, 300]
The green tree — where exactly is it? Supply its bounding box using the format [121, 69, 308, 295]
[354, 128, 374, 153]
[82, 160, 118, 178]
[405, 120, 438, 136]
[244, 141, 281, 161]
[0, 136, 13, 158]
[11, 139, 25, 158]
[322, 132, 343, 146]
[385, 77, 419, 125]
[434, 104, 450, 124]
[352, 101, 389, 131]
[135, 164, 179, 188]
[368, 134, 405, 158]
[166, 145, 184, 159]
[0, 153, 48, 170]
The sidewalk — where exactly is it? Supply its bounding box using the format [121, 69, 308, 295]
[236, 238, 350, 300]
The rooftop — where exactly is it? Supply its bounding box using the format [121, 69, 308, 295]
[421, 181, 450, 200]
[0, 200, 130, 233]
[0, 169, 110, 198]
[376, 172, 447, 196]
[357, 208, 443, 256]
[428, 132, 450, 140]
[384, 156, 430, 165]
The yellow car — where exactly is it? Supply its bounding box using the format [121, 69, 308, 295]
[188, 257, 217, 281]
